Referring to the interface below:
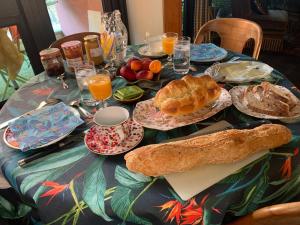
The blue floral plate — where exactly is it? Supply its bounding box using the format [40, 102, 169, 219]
[3, 104, 81, 151]
[191, 43, 228, 62]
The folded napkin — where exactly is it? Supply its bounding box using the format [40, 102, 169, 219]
[9, 102, 84, 151]
[191, 43, 227, 61]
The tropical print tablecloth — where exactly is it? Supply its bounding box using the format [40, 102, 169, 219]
[0, 49, 300, 225]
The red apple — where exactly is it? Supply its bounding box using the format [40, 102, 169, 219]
[120, 65, 136, 81]
[141, 58, 152, 70]
[130, 60, 143, 71]
[136, 70, 153, 80]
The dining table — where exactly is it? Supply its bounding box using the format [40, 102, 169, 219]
[0, 46, 300, 225]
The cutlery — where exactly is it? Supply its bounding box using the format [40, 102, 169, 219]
[0, 98, 61, 130]
[161, 119, 271, 143]
[69, 100, 93, 119]
[57, 73, 69, 89]
[18, 131, 85, 167]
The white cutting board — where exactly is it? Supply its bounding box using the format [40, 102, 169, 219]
[165, 150, 269, 200]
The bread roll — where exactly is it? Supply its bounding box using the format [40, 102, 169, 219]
[125, 124, 292, 177]
[154, 75, 221, 116]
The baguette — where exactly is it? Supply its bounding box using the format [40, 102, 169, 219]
[124, 124, 292, 177]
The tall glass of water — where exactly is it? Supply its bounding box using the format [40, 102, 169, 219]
[173, 36, 191, 75]
[74, 62, 99, 106]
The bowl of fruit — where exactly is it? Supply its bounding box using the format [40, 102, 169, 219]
[117, 57, 162, 84]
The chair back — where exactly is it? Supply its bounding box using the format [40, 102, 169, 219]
[49, 32, 101, 58]
[194, 18, 262, 59]
[227, 202, 300, 225]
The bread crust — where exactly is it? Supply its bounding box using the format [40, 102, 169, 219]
[154, 75, 221, 116]
[124, 124, 292, 177]
[245, 82, 297, 117]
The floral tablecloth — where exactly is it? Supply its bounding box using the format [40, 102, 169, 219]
[0, 50, 300, 225]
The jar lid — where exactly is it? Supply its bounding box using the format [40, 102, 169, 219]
[61, 40, 82, 49]
[84, 35, 99, 42]
[39, 48, 61, 59]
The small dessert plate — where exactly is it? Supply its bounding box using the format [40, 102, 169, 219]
[84, 119, 144, 155]
[138, 45, 167, 59]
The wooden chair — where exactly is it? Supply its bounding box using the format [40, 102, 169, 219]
[227, 202, 300, 225]
[49, 32, 100, 58]
[194, 18, 263, 59]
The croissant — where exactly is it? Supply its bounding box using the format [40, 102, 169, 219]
[154, 75, 221, 116]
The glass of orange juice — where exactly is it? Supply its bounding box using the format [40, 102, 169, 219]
[162, 32, 178, 66]
[87, 70, 112, 108]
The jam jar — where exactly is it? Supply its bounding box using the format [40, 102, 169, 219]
[39, 48, 65, 77]
[84, 35, 104, 66]
[61, 40, 84, 72]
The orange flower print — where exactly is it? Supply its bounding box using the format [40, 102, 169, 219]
[158, 200, 183, 225]
[181, 195, 208, 225]
[280, 148, 299, 179]
[40, 181, 69, 205]
[158, 195, 217, 225]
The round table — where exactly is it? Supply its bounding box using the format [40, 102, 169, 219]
[0, 51, 300, 225]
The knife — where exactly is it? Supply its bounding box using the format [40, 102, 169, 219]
[17, 132, 85, 167]
[161, 120, 271, 143]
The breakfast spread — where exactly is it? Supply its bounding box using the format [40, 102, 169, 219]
[154, 75, 221, 116]
[124, 124, 292, 177]
[244, 82, 297, 117]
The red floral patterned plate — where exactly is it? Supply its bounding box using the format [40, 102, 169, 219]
[84, 119, 144, 155]
[133, 88, 232, 131]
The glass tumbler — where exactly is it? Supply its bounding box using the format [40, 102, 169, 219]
[74, 62, 99, 106]
[173, 36, 191, 75]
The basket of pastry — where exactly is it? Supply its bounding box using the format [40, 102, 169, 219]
[230, 82, 300, 121]
[133, 75, 232, 130]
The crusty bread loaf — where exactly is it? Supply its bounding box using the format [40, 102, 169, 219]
[154, 75, 221, 116]
[125, 124, 292, 177]
[245, 82, 297, 117]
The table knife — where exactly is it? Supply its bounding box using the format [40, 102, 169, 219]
[17, 132, 85, 167]
[161, 119, 271, 143]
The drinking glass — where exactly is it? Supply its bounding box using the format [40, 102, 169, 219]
[87, 70, 112, 108]
[173, 36, 191, 75]
[162, 32, 178, 66]
[74, 62, 99, 106]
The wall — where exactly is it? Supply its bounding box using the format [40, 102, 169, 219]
[56, 0, 102, 35]
[126, 0, 164, 44]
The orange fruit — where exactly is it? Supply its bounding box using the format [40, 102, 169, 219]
[149, 60, 162, 74]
